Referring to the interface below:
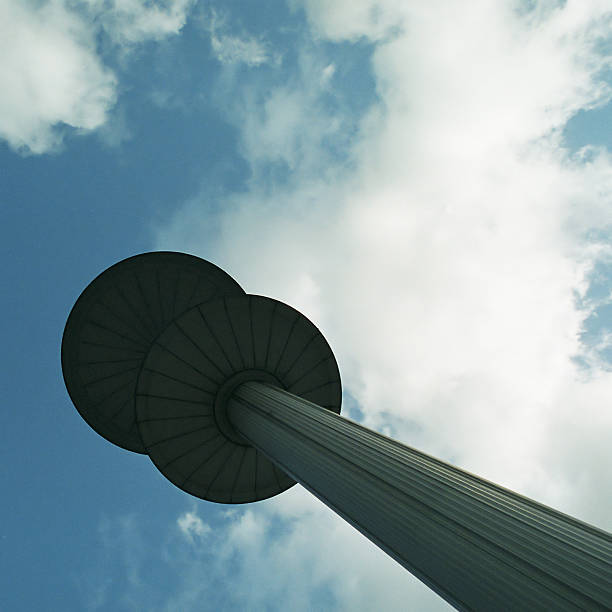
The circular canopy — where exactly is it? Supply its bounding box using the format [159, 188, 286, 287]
[61, 252, 245, 453]
[136, 294, 342, 503]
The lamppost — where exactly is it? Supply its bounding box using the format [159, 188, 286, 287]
[62, 252, 612, 611]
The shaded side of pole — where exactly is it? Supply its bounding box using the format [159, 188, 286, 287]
[227, 381, 612, 611]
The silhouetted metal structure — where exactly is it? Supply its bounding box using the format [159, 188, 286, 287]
[62, 252, 612, 611]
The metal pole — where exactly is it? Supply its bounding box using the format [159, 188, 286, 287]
[62, 254, 612, 611]
[228, 381, 612, 611]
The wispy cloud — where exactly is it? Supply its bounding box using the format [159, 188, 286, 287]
[83, 500, 446, 611]
[79, 0, 195, 46]
[75, 514, 147, 611]
[210, 32, 270, 66]
[177, 510, 211, 543]
[202, 7, 275, 67]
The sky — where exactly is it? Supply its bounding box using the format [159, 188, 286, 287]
[1, 1, 612, 610]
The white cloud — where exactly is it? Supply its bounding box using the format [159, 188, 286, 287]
[0, 0, 116, 154]
[177, 510, 211, 542]
[210, 32, 270, 66]
[157, 493, 448, 612]
[85, 499, 447, 611]
[156, 1, 612, 610]
[233, 489, 448, 611]
[80, 0, 195, 46]
[210, 49, 351, 177]
[0, 0, 194, 154]
[201, 7, 273, 66]
[294, 0, 407, 42]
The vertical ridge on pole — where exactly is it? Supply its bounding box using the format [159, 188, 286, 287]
[227, 381, 612, 612]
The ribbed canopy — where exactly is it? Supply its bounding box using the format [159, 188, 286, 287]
[61, 252, 245, 453]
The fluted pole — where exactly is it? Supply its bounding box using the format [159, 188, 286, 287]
[62, 253, 612, 611]
[227, 381, 612, 611]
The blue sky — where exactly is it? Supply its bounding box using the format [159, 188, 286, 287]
[2, 2, 612, 611]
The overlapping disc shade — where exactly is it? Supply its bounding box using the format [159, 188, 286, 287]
[61, 252, 245, 453]
[136, 294, 342, 503]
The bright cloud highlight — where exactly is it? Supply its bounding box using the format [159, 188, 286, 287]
[0, 0, 194, 154]
[0, 0, 115, 154]
[177, 511, 211, 542]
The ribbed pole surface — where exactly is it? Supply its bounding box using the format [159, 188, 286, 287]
[227, 381, 612, 611]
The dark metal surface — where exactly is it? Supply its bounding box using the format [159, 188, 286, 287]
[61, 252, 245, 453]
[136, 294, 341, 503]
[228, 381, 612, 611]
